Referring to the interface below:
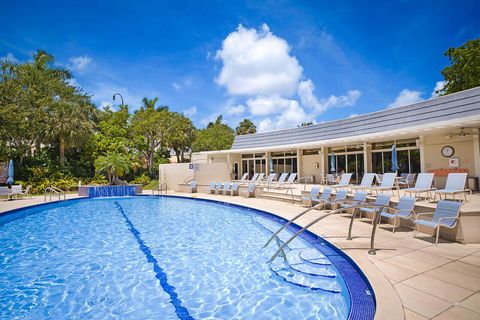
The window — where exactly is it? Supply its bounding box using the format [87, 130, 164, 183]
[303, 149, 320, 155]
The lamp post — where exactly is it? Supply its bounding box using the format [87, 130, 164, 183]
[112, 93, 124, 107]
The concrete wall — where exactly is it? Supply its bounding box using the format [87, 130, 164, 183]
[159, 162, 230, 190]
[301, 154, 322, 183]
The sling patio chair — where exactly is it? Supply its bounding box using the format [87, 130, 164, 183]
[301, 186, 321, 207]
[217, 182, 231, 195]
[359, 193, 392, 223]
[190, 180, 197, 193]
[331, 173, 353, 190]
[330, 189, 348, 209]
[336, 191, 368, 215]
[311, 188, 333, 208]
[369, 173, 399, 196]
[433, 173, 471, 202]
[225, 182, 240, 196]
[404, 173, 435, 200]
[414, 200, 463, 245]
[349, 173, 375, 192]
[397, 173, 416, 189]
[209, 182, 217, 194]
[380, 196, 416, 232]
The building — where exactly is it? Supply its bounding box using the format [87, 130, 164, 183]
[191, 86, 480, 188]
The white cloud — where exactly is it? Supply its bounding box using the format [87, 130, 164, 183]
[246, 96, 296, 116]
[227, 104, 246, 115]
[297, 79, 361, 114]
[91, 83, 144, 109]
[215, 24, 303, 96]
[69, 55, 92, 72]
[431, 81, 445, 98]
[1, 53, 19, 63]
[387, 89, 423, 109]
[183, 106, 197, 117]
[348, 113, 359, 118]
[257, 100, 313, 132]
[172, 82, 181, 90]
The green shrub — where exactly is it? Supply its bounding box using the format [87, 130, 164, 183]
[130, 174, 151, 186]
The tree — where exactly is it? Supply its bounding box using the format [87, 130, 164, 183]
[235, 119, 257, 135]
[439, 38, 480, 95]
[131, 98, 170, 175]
[167, 112, 196, 162]
[95, 152, 131, 184]
[192, 115, 234, 152]
[298, 122, 314, 127]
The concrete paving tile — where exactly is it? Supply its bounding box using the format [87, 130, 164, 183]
[440, 261, 480, 279]
[383, 254, 440, 273]
[374, 260, 419, 282]
[402, 274, 474, 303]
[432, 306, 480, 320]
[424, 267, 480, 292]
[394, 283, 452, 319]
[459, 254, 480, 267]
[404, 308, 428, 320]
[459, 293, 480, 314]
[418, 245, 476, 260]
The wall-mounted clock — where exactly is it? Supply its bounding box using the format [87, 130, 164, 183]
[441, 146, 455, 157]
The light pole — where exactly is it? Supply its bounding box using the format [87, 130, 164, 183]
[112, 93, 124, 107]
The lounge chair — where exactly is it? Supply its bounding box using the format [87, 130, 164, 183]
[433, 173, 471, 202]
[274, 173, 289, 186]
[331, 189, 348, 209]
[398, 173, 416, 188]
[264, 173, 277, 186]
[337, 191, 368, 214]
[302, 186, 320, 207]
[256, 173, 265, 184]
[284, 173, 297, 185]
[209, 182, 217, 194]
[414, 200, 463, 245]
[380, 196, 416, 232]
[359, 193, 392, 222]
[225, 183, 239, 196]
[324, 174, 336, 185]
[404, 173, 435, 200]
[21, 185, 32, 198]
[369, 173, 398, 196]
[349, 173, 375, 192]
[247, 173, 259, 184]
[10, 185, 22, 199]
[0, 186, 10, 201]
[331, 173, 353, 190]
[217, 182, 231, 195]
[311, 188, 333, 208]
[246, 183, 256, 198]
[214, 182, 223, 194]
[375, 174, 383, 185]
[235, 173, 248, 183]
[190, 180, 197, 193]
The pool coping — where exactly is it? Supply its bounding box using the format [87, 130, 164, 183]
[0, 194, 404, 320]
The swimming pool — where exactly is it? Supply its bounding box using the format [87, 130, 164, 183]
[0, 196, 375, 319]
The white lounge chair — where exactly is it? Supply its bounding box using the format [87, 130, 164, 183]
[275, 173, 289, 186]
[414, 200, 463, 244]
[249, 173, 260, 183]
[246, 183, 256, 198]
[209, 182, 216, 194]
[359, 193, 392, 222]
[380, 196, 416, 232]
[218, 182, 231, 195]
[434, 173, 471, 202]
[404, 173, 435, 200]
[264, 173, 277, 186]
[311, 188, 333, 207]
[10, 185, 22, 199]
[398, 173, 416, 188]
[256, 173, 265, 184]
[225, 183, 239, 196]
[190, 180, 197, 193]
[0, 186, 10, 201]
[324, 174, 336, 185]
[369, 173, 398, 196]
[337, 191, 369, 214]
[302, 186, 320, 207]
[349, 173, 375, 192]
[215, 182, 223, 194]
[331, 173, 353, 190]
[331, 189, 348, 209]
[234, 173, 248, 183]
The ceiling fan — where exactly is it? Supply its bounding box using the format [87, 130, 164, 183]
[445, 127, 476, 139]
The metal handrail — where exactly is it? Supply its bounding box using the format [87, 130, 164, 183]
[152, 183, 168, 195]
[268, 203, 388, 262]
[44, 186, 66, 202]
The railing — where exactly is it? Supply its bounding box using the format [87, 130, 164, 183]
[297, 176, 313, 190]
[267, 202, 389, 261]
[152, 183, 168, 195]
[44, 187, 66, 202]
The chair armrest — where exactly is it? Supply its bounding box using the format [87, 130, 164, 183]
[415, 212, 434, 219]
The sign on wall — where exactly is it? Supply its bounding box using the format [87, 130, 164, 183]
[448, 158, 459, 168]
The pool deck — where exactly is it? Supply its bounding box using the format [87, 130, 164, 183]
[2, 192, 480, 320]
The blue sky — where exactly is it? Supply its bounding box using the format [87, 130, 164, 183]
[1, 0, 479, 131]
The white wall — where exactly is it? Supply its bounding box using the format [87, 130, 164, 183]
[159, 162, 230, 190]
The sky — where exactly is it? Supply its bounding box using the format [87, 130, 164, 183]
[1, 0, 479, 132]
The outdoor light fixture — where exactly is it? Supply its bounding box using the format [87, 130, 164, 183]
[112, 93, 124, 107]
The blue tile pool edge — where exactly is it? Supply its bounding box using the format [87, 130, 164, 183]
[0, 195, 376, 320]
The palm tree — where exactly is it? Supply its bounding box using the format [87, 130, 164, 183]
[95, 152, 131, 184]
[235, 118, 257, 135]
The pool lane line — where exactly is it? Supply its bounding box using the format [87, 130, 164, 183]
[114, 201, 194, 320]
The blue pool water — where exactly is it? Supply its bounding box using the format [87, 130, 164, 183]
[0, 196, 375, 319]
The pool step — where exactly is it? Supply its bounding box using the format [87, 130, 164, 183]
[286, 250, 335, 277]
[270, 259, 341, 293]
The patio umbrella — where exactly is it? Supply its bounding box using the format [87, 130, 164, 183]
[6, 159, 14, 185]
[269, 155, 274, 173]
[330, 153, 336, 172]
[391, 145, 399, 172]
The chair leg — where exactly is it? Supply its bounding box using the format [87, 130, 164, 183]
[435, 226, 440, 245]
[393, 216, 396, 233]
